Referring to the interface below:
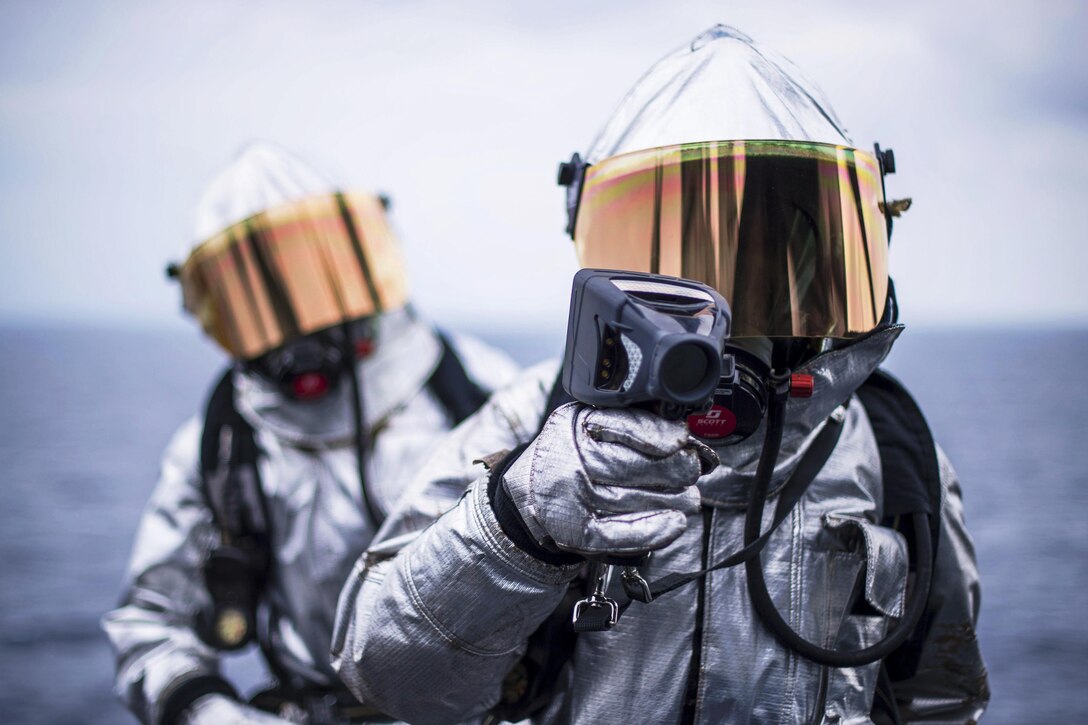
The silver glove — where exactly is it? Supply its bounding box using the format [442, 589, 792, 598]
[179, 694, 291, 725]
[503, 402, 716, 558]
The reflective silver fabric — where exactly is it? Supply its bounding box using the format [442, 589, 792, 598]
[190, 143, 337, 249]
[102, 311, 520, 725]
[504, 404, 708, 556]
[332, 331, 989, 724]
[179, 694, 285, 725]
[584, 25, 851, 165]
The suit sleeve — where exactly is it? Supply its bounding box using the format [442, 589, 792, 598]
[101, 418, 236, 725]
[330, 364, 581, 724]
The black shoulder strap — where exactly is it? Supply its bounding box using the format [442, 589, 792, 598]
[201, 370, 249, 533]
[199, 368, 266, 538]
[199, 367, 239, 480]
[197, 368, 269, 652]
[855, 368, 942, 554]
[856, 368, 944, 690]
[427, 333, 490, 425]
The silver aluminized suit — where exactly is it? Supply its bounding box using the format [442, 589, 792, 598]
[331, 326, 989, 723]
[103, 309, 519, 725]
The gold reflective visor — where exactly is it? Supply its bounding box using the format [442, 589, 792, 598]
[179, 192, 408, 359]
[574, 141, 889, 338]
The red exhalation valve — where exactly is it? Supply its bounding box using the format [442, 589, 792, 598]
[789, 374, 815, 398]
[355, 338, 375, 358]
[293, 372, 331, 400]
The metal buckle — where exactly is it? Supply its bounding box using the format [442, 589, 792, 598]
[571, 560, 620, 631]
[571, 594, 619, 630]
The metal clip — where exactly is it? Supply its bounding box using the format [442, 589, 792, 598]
[571, 561, 619, 632]
[571, 595, 619, 631]
[620, 566, 653, 603]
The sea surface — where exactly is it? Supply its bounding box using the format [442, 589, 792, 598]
[0, 323, 1085, 723]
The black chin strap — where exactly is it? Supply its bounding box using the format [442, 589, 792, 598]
[341, 322, 384, 530]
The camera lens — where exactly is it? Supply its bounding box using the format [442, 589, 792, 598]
[660, 342, 714, 400]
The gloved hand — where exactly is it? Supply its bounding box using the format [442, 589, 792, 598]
[179, 693, 291, 725]
[503, 402, 716, 558]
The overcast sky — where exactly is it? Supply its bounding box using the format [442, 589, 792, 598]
[1, 0, 1085, 336]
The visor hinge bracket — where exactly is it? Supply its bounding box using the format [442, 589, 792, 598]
[879, 198, 913, 217]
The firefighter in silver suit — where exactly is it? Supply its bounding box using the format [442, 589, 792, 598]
[103, 143, 519, 724]
[332, 27, 988, 724]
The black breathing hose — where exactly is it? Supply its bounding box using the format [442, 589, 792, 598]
[743, 372, 933, 668]
[341, 323, 385, 530]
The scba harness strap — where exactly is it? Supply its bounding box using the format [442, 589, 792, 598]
[195, 333, 488, 654]
[490, 368, 943, 722]
[196, 369, 268, 653]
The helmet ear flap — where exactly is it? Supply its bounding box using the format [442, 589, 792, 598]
[557, 152, 588, 239]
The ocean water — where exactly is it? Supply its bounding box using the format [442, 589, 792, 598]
[0, 322, 1084, 723]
